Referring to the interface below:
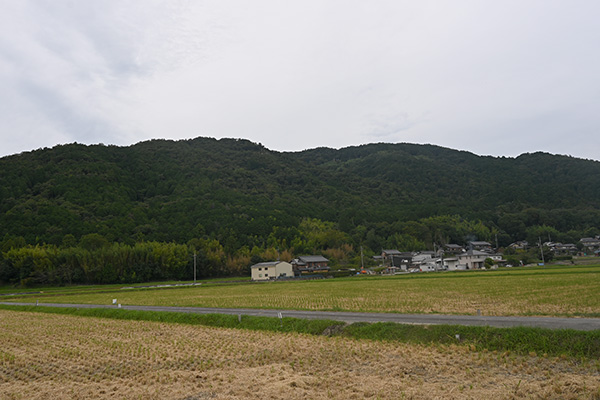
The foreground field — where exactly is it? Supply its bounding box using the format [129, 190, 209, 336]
[10, 265, 600, 317]
[1, 310, 599, 400]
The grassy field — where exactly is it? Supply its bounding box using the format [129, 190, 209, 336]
[0, 277, 249, 295]
[1, 309, 599, 400]
[5, 265, 600, 317]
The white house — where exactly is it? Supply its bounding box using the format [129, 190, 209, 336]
[419, 263, 437, 272]
[444, 257, 466, 271]
[251, 261, 294, 281]
[412, 253, 439, 272]
[412, 253, 433, 265]
[444, 250, 496, 270]
[458, 249, 490, 269]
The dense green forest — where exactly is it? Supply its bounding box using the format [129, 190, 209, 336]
[1, 137, 599, 285]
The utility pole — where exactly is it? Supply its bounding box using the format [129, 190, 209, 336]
[360, 246, 364, 270]
[538, 237, 545, 265]
[193, 252, 197, 283]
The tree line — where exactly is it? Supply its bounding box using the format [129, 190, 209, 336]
[1, 214, 596, 286]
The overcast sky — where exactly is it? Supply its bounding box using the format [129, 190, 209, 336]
[1, 1, 599, 160]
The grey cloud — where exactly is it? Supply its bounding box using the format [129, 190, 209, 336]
[0, 1, 599, 160]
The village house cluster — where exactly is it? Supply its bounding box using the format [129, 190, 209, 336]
[508, 236, 600, 256]
[378, 241, 502, 274]
[250, 236, 600, 281]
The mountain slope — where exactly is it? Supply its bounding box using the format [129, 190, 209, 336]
[1, 137, 599, 248]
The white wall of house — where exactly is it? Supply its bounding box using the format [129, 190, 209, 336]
[251, 267, 265, 281]
[275, 262, 294, 278]
[251, 262, 293, 281]
[458, 251, 490, 269]
[459, 255, 485, 269]
[420, 264, 436, 272]
[447, 252, 501, 270]
[444, 258, 459, 270]
[447, 263, 467, 271]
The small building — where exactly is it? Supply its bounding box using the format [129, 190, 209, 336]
[580, 237, 600, 252]
[445, 250, 495, 270]
[411, 253, 434, 268]
[487, 253, 504, 262]
[508, 241, 529, 250]
[291, 255, 330, 275]
[382, 249, 402, 258]
[419, 264, 437, 272]
[444, 257, 466, 271]
[469, 241, 493, 252]
[548, 242, 578, 255]
[251, 261, 294, 281]
[382, 250, 412, 270]
[382, 265, 402, 275]
[458, 249, 491, 270]
[381, 249, 402, 266]
[444, 244, 465, 254]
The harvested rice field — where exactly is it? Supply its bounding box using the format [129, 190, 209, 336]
[1, 309, 599, 399]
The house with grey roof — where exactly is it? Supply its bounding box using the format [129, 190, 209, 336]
[250, 261, 294, 281]
[446, 249, 494, 270]
[381, 249, 412, 270]
[444, 244, 465, 254]
[580, 237, 600, 252]
[508, 241, 529, 250]
[381, 249, 402, 258]
[411, 253, 439, 272]
[291, 255, 330, 275]
[547, 242, 577, 255]
[468, 241, 493, 252]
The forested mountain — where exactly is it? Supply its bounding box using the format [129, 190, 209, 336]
[1, 137, 599, 284]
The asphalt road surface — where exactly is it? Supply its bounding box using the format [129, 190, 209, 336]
[3, 302, 600, 331]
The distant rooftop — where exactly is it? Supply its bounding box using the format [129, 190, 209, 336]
[382, 250, 403, 256]
[469, 241, 492, 246]
[462, 249, 492, 256]
[250, 261, 284, 268]
[298, 255, 329, 263]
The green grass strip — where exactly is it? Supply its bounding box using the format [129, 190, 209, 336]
[2, 304, 599, 360]
[0, 304, 342, 336]
[343, 322, 600, 359]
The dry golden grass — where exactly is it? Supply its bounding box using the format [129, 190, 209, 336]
[1, 309, 599, 399]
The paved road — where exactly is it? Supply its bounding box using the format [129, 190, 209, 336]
[3, 302, 600, 331]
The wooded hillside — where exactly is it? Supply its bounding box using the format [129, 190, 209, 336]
[1, 137, 599, 284]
